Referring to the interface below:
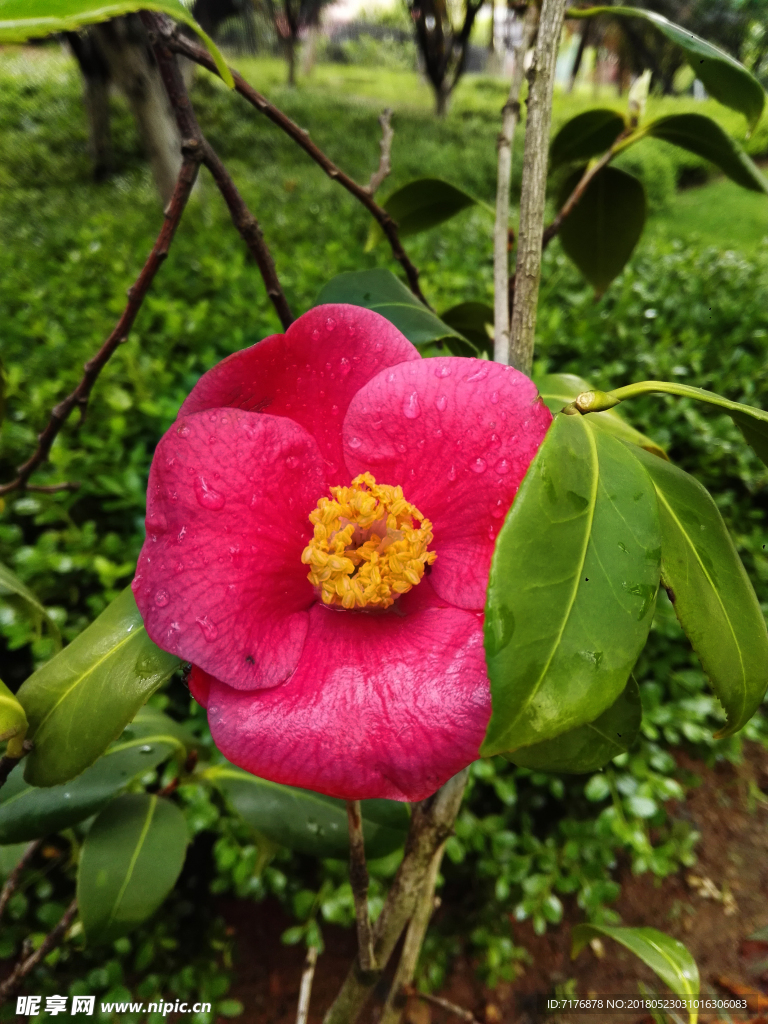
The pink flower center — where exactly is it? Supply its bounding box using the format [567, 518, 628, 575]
[301, 472, 436, 610]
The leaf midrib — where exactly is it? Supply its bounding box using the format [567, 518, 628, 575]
[107, 795, 157, 929]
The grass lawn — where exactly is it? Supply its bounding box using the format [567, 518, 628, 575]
[648, 176, 768, 254]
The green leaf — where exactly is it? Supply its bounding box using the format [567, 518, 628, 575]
[482, 413, 661, 756]
[504, 676, 642, 773]
[730, 409, 768, 468]
[551, 109, 626, 168]
[439, 302, 492, 356]
[0, 843, 28, 877]
[0, 0, 234, 88]
[17, 587, 181, 788]
[206, 763, 409, 859]
[0, 561, 61, 650]
[0, 678, 27, 759]
[366, 178, 482, 250]
[631, 446, 768, 737]
[572, 925, 699, 1022]
[570, 6, 765, 130]
[535, 373, 667, 459]
[645, 114, 768, 194]
[0, 708, 188, 844]
[77, 793, 188, 944]
[558, 165, 646, 295]
[316, 269, 469, 349]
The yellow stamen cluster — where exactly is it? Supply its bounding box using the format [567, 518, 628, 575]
[301, 472, 436, 610]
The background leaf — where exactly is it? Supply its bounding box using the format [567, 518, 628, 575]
[0, 561, 61, 650]
[482, 414, 661, 755]
[535, 373, 667, 458]
[730, 409, 768, 467]
[0, 0, 233, 87]
[366, 178, 481, 250]
[0, 677, 27, 759]
[572, 6, 765, 130]
[17, 587, 181, 788]
[77, 793, 188, 944]
[316, 269, 469, 348]
[551, 109, 626, 168]
[206, 764, 409, 859]
[645, 114, 768, 193]
[572, 924, 699, 1021]
[504, 676, 642, 774]
[0, 708, 188, 844]
[558, 166, 646, 294]
[439, 302, 491, 355]
[631, 446, 768, 736]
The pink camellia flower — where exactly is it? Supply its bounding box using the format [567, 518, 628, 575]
[132, 304, 551, 801]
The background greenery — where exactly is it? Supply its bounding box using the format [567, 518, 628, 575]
[1, 46, 767, 1020]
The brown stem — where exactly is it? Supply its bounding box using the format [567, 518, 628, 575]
[0, 740, 33, 791]
[380, 842, 445, 1024]
[0, 899, 78, 1005]
[296, 945, 318, 1024]
[346, 800, 376, 973]
[508, 0, 568, 375]
[322, 769, 468, 1024]
[367, 109, 394, 196]
[542, 138, 628, 250]
[0, 840, 42, 925]
[163, 30, 429, 307]
[140, 13, 293, 330]
[403, 987, 482, 1024]
[0, 156, 199, 497]
[25, 482, 81, 494]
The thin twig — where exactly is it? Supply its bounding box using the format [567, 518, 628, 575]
[163, 30, 429, 307]
[0, 840, 42, 925]
[403, 986, 482, 1024]
[0, 898, 78, 1005]
[296, 945, 318, 1024]
[0, 156, 200, 497]
[541, 134, 630, 250]
[0, 740, 33, 791]
[140, 13, 293, 330]
[323, 769, 469, 1024]
[347, 800, 376, 973]
[508, 0, 568, 375]
[493, 3, 538, 365]
[380, 842, 446, 1024]
[366, 109, 393, 195]
[25, 482, 81, 494]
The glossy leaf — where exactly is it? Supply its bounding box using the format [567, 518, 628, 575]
[646, 114, 768, 193]
[730, 409, 768, 468]
[78, 793, 188, 944]
[535, 373, 667, 458]
[558, 165, 646, 295]
[0, 708, 188, 844]
[17, 587, 181, 788]
[206, 763, 409, 859]
[571, 6, 765, 130]
[439, 302, 492, 355]
[631, 446, 768, 736]
[366, 178, 481, 250]
[572, 925, 699, 1022]
[504, 676, 641, 773]
[0, 843, 28, 876]
[482, 413, 661, 755]
[316, 269, 469, 348]
[0, 561, 61, 650]
[0, 678, 28, 759]
[0, 0, 234, 87]
[551, 109, 626, 168]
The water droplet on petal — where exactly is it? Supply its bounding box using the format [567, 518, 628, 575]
[331, 404, 339, 416]
[194, 477, 225, 511]
[491, 500, 506, 519]
[177, 526, 187, 542]
[495, 459, 511, 475]
[348, 436, 363, 450]
[471, 458, 487, 474]
[435, 394, 447, 412]
[403, 391, 421, 419]
[196, 615, 219, 642]
[434, 364, 452, 379]
[466, 365, 490, 383]
[154, 589, 170, 607]
[374, 342, 383, 352]
[448, 465, 457, 482]
[311, 329, 320, 341]
[491, 391, 499, 404]
[489, 433, 501, 448]
[339, 357, 351, 376]
[372, 419, 383, 430]
[286, 455, 299, 469]
[177, 424, 190, 437]
[325, 317, 336, 332]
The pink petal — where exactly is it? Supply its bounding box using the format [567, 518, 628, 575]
[342, 357, 552, 611]
[196, 581, 491, 801]
[132, 408, 326, 689]
[179, 305, 420, 485]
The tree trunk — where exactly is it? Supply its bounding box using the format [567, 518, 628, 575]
[435, 84, 450, 116]
[286, 35, 297, 85]
[66, 32, 114, 181]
